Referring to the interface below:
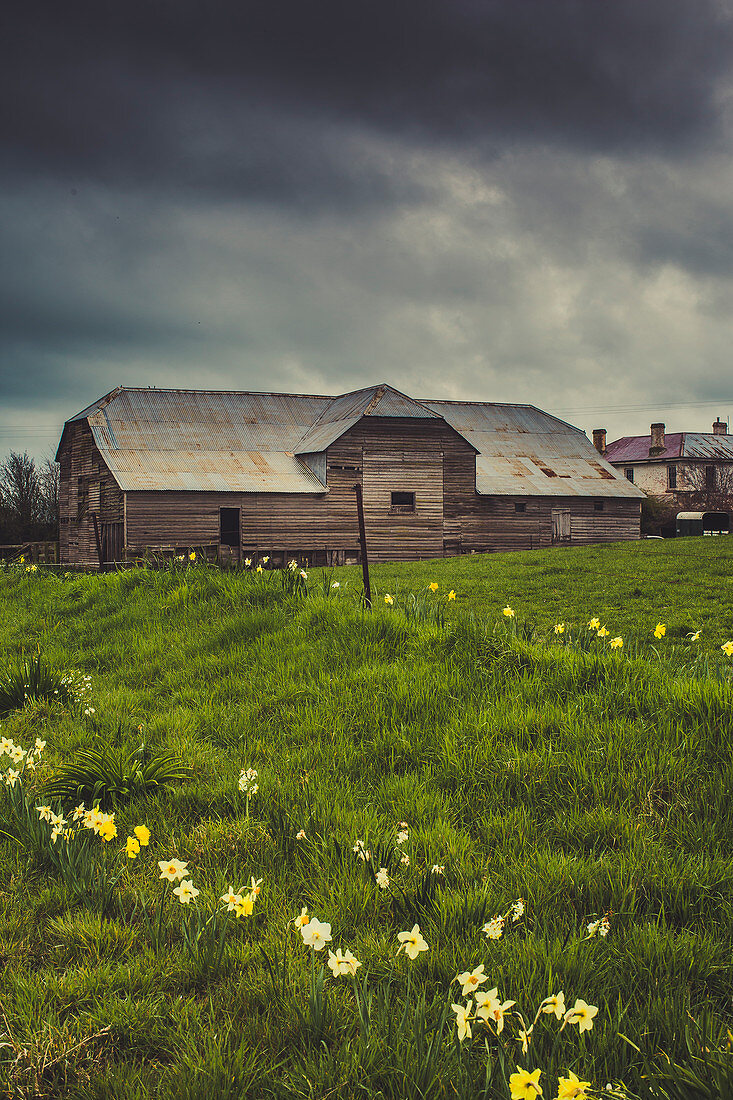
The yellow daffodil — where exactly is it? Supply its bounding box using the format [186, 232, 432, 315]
[428, 582, 439, 592]
[397, 924, 429, 960]
[301, 917, 332, 950]
[262, 556, 269, 563]
[125, 836, 140, 859]
[134, 825, 151, 846]
[564, 999, 598, 1033]
[557, 1070, 592, 1099]
[256, 564, 263, 573]
[327, 948, 361, 977]
[173, 879, 200, 904]
[653, 623, 666, 639]
[452, 1000, 472, 1042]
[447, 590, 456, 600]
[687, 629, 701, 640]
[188, 551, 196, 562]
[99, 820, 117, 842]
[503, 606, 515, 618]
[509, 1066, 542, 1099]
[587, 617, 600, 630]
[483, 916, 504, 939]
[597, 626, 610, 638]
[384, 594, 394, 605]
[540, 991, 565, 1019]
[234, 893, 254, 917]
[456, 963, 489, 996]
[554, 623, 565, 634]
[721, 640, 733, 656]
[610, 636, 623, 649]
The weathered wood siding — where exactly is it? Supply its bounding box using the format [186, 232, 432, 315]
[58, 422, 124, 566]
[463, 496, 640, 551]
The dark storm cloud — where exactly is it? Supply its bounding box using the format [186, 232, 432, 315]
[3, 0, 732, 203]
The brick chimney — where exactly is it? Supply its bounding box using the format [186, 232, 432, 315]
[713, 417, 728, 436]
[649, 422, 666, 455]
[592, 428, 607, 455]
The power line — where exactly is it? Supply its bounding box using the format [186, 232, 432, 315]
[552, 399, 731, 414]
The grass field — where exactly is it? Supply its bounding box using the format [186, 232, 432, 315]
[0, 540, 732, 1099]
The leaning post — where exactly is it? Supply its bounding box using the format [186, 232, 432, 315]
[353, 483, 372, 608]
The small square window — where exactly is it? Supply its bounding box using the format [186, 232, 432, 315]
[515, 502, 526, 513]
[390, 491, 415, 513]
[594, 501, 604, 511]
[624, 468, 634, 483]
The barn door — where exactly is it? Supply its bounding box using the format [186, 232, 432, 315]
[551, 509, 571, 544]
[100, 522, 123, 564]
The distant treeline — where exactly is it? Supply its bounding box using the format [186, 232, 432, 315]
[0, 451, 59, 544]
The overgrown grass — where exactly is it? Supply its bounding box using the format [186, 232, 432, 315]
[0, 541, 732, 1098]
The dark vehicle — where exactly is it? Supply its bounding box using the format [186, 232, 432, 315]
[676, 511, 730, 537]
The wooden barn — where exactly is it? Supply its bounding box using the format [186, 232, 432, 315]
[56, 384, 644, 566]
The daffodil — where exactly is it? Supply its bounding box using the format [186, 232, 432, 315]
[327, 948, 361, 977]
[375, 867, 390, 889]
[587, 617, 600, 630]
[262, 556, 269, 564]
[5, 769, 20, 788]
[384, 594, 394, 605]
[428, 582, 439, 592]
[125, 836, 140, 858]
[293, 907, 310, 928]
[36, 805, 52, 821]
[597, 626, 610, 638]
[0, 737, 14, 755]
[475, 990, 515, 1033]
[447, 590, 456, 600]
[508, 1066, 542, 1099]
[431, 864, 444, 875]
[331, 581, 340, 588]
[688, 630, 701, 641]
[9, 745, 26, 763]
[221, 886, 241, 911]
[721, 640, 733, 656]
[34, 738, 46, 753]
[517, 1027, 531, 1053]
[301, 917, 332, 950]
[158, 858, 189, 882]
[173, 879, 200, 904]
[483, 916, 504, 940]
[396, 828, 408, 845]
[563, 999, 598, 1033]
[610, 636, 623, 649]
[244, 558, 252, 566]
[99, 819, 117, 841]
[503, 606, 515, 618]
[134, 824, 151, 846]
[511, 898, 524, 921]
[540, 991, 565, 1019]
[557, 1069, 592, 1099]
[296, 828, 307, 839]
[456, 963, 489, 996]
[554, 623, 565, 634]
[452, 1000, 472, 1042]
[235, 893, 254, 917]
[397, 924, 429, 960]
[653, 623, 666, 639]
[400, 853, 409, 865]
[256, 565, 263, 573]
[188, 551, 196, 562]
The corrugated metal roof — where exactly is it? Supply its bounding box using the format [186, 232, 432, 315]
[294, 385, 438, 452]
[98, 447, 327, 493]
[606, 432, 733, 463]
[427, 402, 643, 499]
[63, 385, 642, 498]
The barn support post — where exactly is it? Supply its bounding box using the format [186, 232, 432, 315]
[91, 512, 104, 571]
[353, 483, 372, 608]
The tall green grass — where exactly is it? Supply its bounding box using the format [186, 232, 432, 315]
[0, 546, 731, 1097]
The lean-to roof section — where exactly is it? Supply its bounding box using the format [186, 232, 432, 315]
[425, 400, 644, 498]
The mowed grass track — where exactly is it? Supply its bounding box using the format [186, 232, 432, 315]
[0, 540, 732, 1098]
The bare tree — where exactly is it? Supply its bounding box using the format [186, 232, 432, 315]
[679, 463, 733, 513]
[0, 452, 59, 541]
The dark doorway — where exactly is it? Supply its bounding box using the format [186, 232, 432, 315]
[220, 508, 240, 548]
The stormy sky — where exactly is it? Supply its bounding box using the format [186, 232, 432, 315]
[2, 0, 733, 461]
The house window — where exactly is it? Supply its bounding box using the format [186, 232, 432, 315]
[515, 502, 526, 513]
[390, 491, 415, 513]
[624, 468, 634, 483]
[594, 501, 604, 512]
[667, 465, 677, 489]
[706, 465, 716, 490]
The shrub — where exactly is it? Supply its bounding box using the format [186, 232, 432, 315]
[43, 743, 191, 809]
[0, 653, 88, 716]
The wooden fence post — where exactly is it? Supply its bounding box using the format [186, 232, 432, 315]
[353, 483, 372, 608]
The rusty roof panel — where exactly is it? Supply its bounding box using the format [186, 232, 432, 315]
[92, 442, 328, 493]
[682, 433, 733, 459]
